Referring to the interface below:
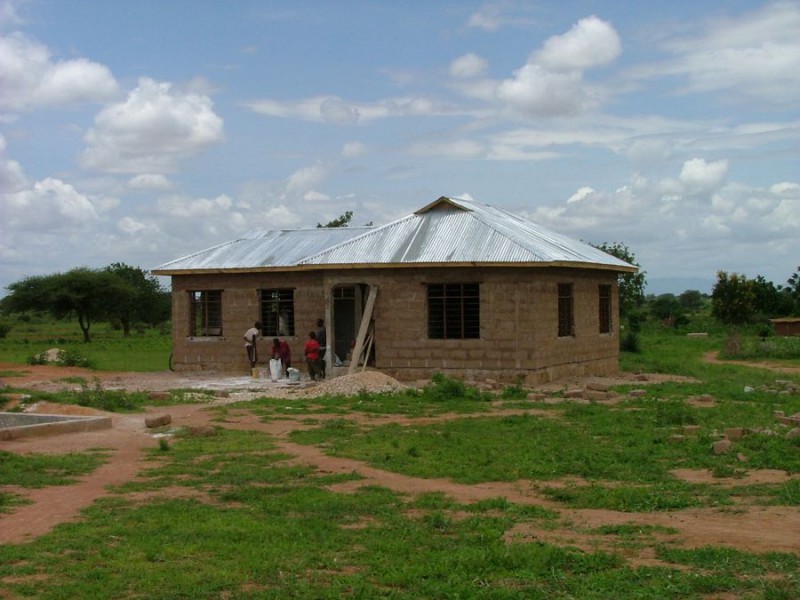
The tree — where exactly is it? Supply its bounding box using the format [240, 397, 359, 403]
[594, 242, 647, 318]
[2, 265, 157, 342]
[2, 268, 132, 342]
[711, 271, 755, 325]
[104, 263, 170, 336]
[317, 211, 353, 228]
[786, 266, 800, 315]
[678, 289, 705, 312]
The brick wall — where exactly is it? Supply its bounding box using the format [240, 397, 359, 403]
[169, 265, 620, 383]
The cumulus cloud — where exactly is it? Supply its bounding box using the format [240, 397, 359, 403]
[81, 77, 224, 174]
[3, 177, 100, 232]
[494, 16, 621, 117]
[679, 158, 728, 191]
[525, 160, 800, 281]
[535, 15, 621, 71]
[0, 133, 26, 193]
[0, 32, 119, 112]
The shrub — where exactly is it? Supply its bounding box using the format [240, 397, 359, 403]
[56, 349, 95, 369]
[423, 372, 489, 402]
[620, 331, 641, 353]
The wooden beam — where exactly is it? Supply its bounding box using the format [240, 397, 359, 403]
[348, 285, 378, 375]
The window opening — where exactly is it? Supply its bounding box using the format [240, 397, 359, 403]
[189, 290, 222, 336]
[557, 283, 574, 337]
[427, 283, 480, 339]
[599, 284, 612, 334]
[260, 289, 295, 336]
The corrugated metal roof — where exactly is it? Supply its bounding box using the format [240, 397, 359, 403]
[152, 227, 373, 271]
[152, 196, 636, 273]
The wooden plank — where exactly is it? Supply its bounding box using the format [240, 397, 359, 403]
[348, 285, 378, 375]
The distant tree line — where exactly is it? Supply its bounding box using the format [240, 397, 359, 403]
[711, 268, 800, 326]
[1, 263, 170, 342]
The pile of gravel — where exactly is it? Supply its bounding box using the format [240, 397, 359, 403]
[299, 370, 408, 398]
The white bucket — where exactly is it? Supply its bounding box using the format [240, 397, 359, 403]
[287, 367, 300, 383]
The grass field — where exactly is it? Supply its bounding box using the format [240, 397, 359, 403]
[1, 319, 800, 598]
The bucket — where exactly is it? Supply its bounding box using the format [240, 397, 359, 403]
[287, 367, 300, 383]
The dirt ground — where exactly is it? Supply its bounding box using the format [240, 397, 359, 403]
[1, 360, 799, 563]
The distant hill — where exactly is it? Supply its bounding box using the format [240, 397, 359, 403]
[646, 277, 713, 296]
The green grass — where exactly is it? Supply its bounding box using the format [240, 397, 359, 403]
[2, 320, 800, 597]
[0, 317, 171, 371]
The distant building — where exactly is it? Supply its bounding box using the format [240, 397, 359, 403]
[152, 196, 637, 383]
[770, 318, 800, 337]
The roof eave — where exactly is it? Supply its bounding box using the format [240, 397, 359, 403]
[153, 260, 638, 276]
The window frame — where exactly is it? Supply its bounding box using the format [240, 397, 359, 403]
[426, 282, 480, 340]
[188, 290, 223, 337]
[260, 288, 295, 337]
[557, 283, 574, 337]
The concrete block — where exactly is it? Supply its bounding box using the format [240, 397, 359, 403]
[724, 427, 747, 441]
[712, 439, 733, 454]
[145, 414, 172, 429]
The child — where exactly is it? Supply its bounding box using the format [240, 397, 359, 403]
[304, 331, 321, 381]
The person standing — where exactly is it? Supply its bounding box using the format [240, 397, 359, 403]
[304, 330, 321, 381]
[271, 337, 292, 377]
[315, 318, 327, 379]
[243, 322, 261, 370]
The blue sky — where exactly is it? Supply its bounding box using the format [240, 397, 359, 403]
[1, 0, 798, 295]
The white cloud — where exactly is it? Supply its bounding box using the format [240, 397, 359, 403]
[128, 174, 174, 191]
[4, 177, 100, 232]
[245, 94, 470, 123]
[525, 162, 800, 280]
[534, 15, 622, 71]
[304, 190, 330, 202]
[679, 157, 728, 191]
[284, 162, 329, 198]
[341, 141, 366, 158]
[493, 16, 621, 117]
[495, 65, 585, 116]
[82, 77, 224, 174]
[0, 133, 26, 192]
[450, 53, 488, 79]
[0, 32, 119, 112]
[639, 2, 800, 104]
[567, 186, 595, 203]
[467, 9, 500, 32]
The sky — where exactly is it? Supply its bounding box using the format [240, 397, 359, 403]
[1, 0, 799, 296]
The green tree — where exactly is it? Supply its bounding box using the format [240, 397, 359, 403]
[317, 211, 353, 228]
[678, 289, 705, 311]
[751, 275, 793, 319]
[711, 271, 756, 325]
[2, 268, 133, 342]
[786, 266, 800, 315]
[594, 242, 647, 318]
[104, 263, 170, 336]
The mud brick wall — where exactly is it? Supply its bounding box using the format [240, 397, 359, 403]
[168, 265, 621, 383]
[170, 271, 326, 373]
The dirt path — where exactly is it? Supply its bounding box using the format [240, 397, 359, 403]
[702, 350, 800, 374]
[2, 362, 799, 557]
